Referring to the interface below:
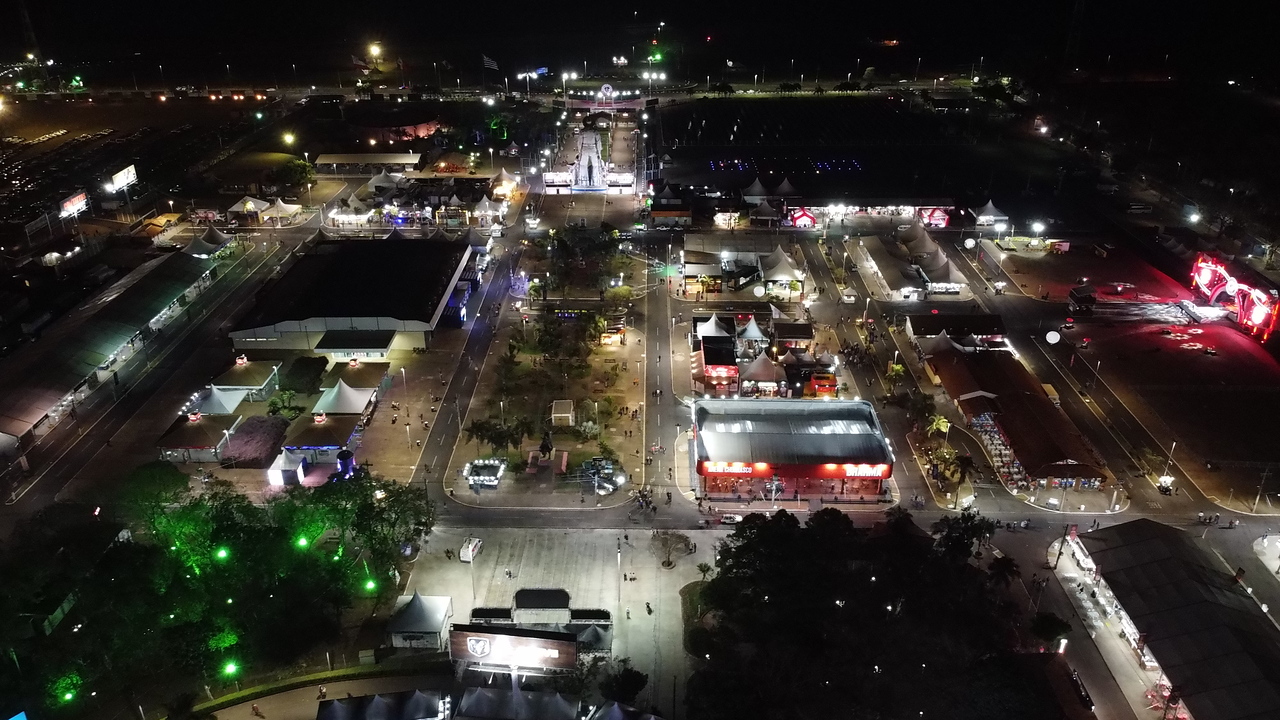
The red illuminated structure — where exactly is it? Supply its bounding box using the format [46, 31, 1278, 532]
[692, 398, 894, 499]
[1190, 253, 1280, 341]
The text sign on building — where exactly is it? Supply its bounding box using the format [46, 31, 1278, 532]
[59, 191, 88, 218]
[449, 626, 577, 670]
[111, 165, 137, 191]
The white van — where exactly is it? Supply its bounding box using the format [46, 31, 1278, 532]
[1042, 383, 1061, 407]
[460, 537, 483, 562]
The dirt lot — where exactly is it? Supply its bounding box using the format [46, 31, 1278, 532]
[1000, 243, 1193, 302]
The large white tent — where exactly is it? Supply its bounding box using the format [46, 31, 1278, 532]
[772, 177, 800, 197]
[742, 177, 769, 202]
[737, 317, 768, 340]
[228, 196, 269, 215]
[260, 198, 301, 220]
[492, 168, 519, 186]
[970, 200, 1009, 226]
[312, 380, 375, 415]
[267, 449, 308, 486]
[367, 169, 398, 192]
[697, 313, 730, 337]
[741, 352, 786, 383]
[749, 201, 780, 220]
[760, 245, 802, 282]
[199, 386, 246, 415]
[473, 196, 502, 216]
[185, 226, 233, 257]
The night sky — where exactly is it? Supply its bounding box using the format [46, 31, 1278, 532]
[6, 0, 1276, 87]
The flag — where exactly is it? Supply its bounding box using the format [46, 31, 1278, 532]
[483, 55, 498, 71]
[397, 58, 405, 71]
[352, 55, 369, 69]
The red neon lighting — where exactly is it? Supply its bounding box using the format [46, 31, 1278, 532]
[1191, 253, 1279, 341]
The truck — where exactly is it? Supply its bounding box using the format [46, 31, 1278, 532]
[1042, 383, 1061, 407]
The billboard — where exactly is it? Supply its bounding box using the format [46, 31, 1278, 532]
[449, 625, 577, 670]
[111, 165, 137, 191]
[59, 191, 88, 218]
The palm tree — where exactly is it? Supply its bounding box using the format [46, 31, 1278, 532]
[884, 505, 914, 528]
[886, 363, 905, 386]
[925, 414, 951, 438]
[463, 419, 496, 450]
[952, 454, 977, 484]
[987, 555, 1021, 588]
[696, 562, 714, 582]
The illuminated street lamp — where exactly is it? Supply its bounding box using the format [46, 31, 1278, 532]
[1031, 221, 1045, 237]
[994, 221, 1007, 241]
[283, 133, 295, 145]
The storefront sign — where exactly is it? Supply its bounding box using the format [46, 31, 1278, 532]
[700, 461, 892, 479]
[449, 626, 577, 670]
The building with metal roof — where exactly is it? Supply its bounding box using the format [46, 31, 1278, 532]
[692, 398, 894, 497]
[0, 252, 215, 453]
[1071, 519, 1280, 720]
[230, 237, 471, 355]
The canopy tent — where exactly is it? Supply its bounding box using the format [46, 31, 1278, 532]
[446, 194, 465, 207]
[737, 317, 768, 340]
[472, 196, 502, 216]
[970, 200, 1009, 225]
[267, 449, 307, 487]
[228, 195, 269, 215]
[761, 246, 802, 282]
[742, 177, 769, 200]
[749, 201, 779, 219]
[457, 688, 577, 720]
[342, 192, 371, 213]
[696, 314, 730, 338]
[312, 380, 375, 415]
[588, 702, 662, 720]
[303, 227, 340, 245]
[387, 591, 452, 638]
[382, 228, 410, 241]
[655, 185, 678, 201]
[741, 352, 786, 383]
[916, 249, 967, 285]
[770, 304, 792, 321]
[817, 351, 837, 367]
[778, 350, 798, 364]
[919, 331, 967, 358]
[492, 168, 519, 186]
[902, 230, 940, 256]
[456, 227, 485, 247]
[199, 387, 247, 415]
[260, 198, 301, 220]
[185, 226, 233, 256]
[505, 142, 520, 155]
[367, 170, 398, 192]
[423, 227, 451, 241]
[772, 177, 800, 197]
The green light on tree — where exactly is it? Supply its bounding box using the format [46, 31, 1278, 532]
[51, 672, 82, 704]
[223, 661, 238, 676]
[296, 536, 309, 548]
[364, 579, 376, 592]
[215, 547, 229, 560]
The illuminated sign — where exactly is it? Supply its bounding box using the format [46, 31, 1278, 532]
[110, 165, 137, 192]
[835, 463, 892, 478]
[59, 191, 88, 218]
[703, 461, 764, 474]
[917, 207, 950, 228]
[1191, 253, 1279, 341]
[449, 625, 577, 670]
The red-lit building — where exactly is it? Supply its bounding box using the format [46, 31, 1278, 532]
[692, 398, 894, 500]
[1190, 252, 1279, 342]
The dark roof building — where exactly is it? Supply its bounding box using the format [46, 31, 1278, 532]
[1076, 519, 1280, 720]
[905, 312, 1006, 339]
[231, 238, 471, 353]
[0, 252, 214, 451]
[693, 398, 893, 481]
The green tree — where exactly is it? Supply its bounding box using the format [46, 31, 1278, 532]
[603, 286, 632, 310]
[886, 363, 906, 386]
[274, 158, 317, 187]
[1029, 612, 1072, 644]
[696, 561, 714, 582]
[906, 391, 937, 424]
[651, 530, 692, 568]
[925, 414, 951, 438]
[599, 657, 649, 705]
[931, 507, 996, 562]
[163, 691, 218, 720]
[987, 555, 1021, 588]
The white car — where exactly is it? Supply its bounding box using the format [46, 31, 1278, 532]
[719, 514, 744, 525]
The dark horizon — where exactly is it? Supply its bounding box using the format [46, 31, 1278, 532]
[6, 0, 1277, 89]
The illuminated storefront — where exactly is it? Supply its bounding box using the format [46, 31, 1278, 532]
[692, 398, 894, 500]
[1190, 252, 1279, 341]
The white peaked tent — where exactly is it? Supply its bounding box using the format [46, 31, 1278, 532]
[473, 196, 502, 216]
[742, 177, 769, 200]
[228, 195, 269, 214]
[770, 304, 791, 321]
[970, 200, 1009, 225]
[268, 449, 308, 486]
[446, 194, 464, 207]
[185, 226, 232, 256]
[697, 314, 730, 337]
[761, 245, 802, 282]
[456, 227, 485, 247]
[920, 331, 967, 358]
[779, 350, 798, 364]
[738, 317, 768, 340]
[312, 380, 375, 415]
[818, 351, 837, 367]
[741, 352, 785, 383]
[492, 168, 519, 186]
[343, 192, 370, 213]
[199, 386, 246, 415]
[749, 201, 780, 219]
[423, 227, 451, 241]
[772, 177, 800, 196]
[260, 198, 301, 220]
[382, 227, 410, 240]
[367, 169, 397, 192]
